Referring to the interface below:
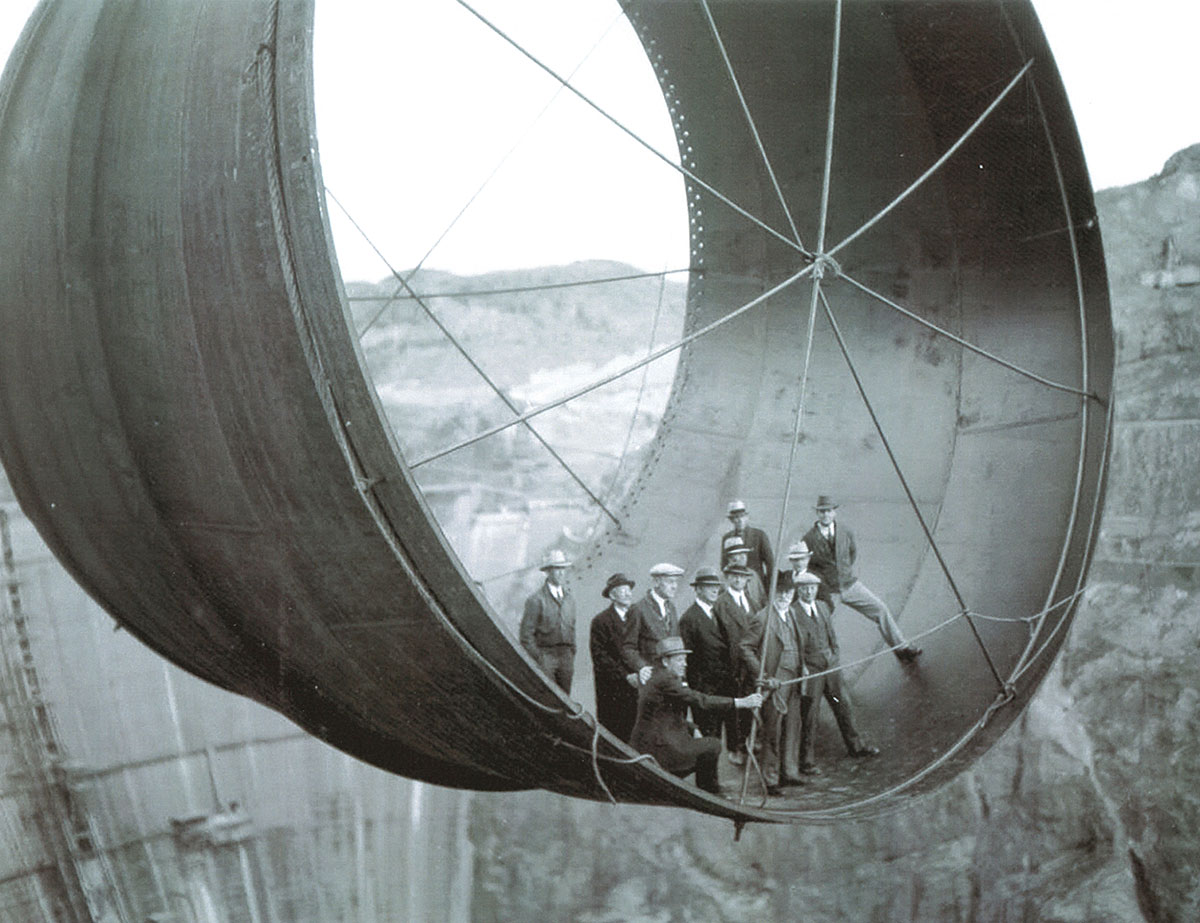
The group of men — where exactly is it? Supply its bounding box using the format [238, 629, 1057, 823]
[518, 495, 922, 796]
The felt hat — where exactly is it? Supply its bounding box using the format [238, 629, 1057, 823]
[601, 573, 635, 598]
[690, 566, 723, 587]
[539, 549, 572, 570]
[655, 636, 691, 658]
[814, 494, 839, 510]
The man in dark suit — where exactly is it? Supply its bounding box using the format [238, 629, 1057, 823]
[714, 562, 758, 766]
[519, 548, 578, 693]
[720, 538, 766, 609]
[720, 499, 774, 587]
[739, 571, 806, 793]
[792, 570, 879, 772]
[589, 573, 639, 742]
[678, 567, 738, 745]
[631, 636, 763, 795]
[803, 494, 921, 664]
[622, 562, 684, 685]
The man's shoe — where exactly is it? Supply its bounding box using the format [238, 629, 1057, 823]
[849, 745, 880, 758]
[895, 646, 922, 664]
[798, 764, 823, 776]
[778, 776, 806, 787]
[765, 783, 784, 796]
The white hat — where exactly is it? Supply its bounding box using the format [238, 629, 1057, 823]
[726, 499, 747, 516]
[787, 540, 812, 559]
[649, 562, 685, 577]
[539, 549, 573, 570]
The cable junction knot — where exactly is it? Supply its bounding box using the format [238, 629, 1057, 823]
[810, 251, 842, 281]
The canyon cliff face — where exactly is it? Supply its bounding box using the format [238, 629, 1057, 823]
[466, 145, 1200, 923]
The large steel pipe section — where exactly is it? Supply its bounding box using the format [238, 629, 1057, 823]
[0, 0, 1110, 821]
[0, 0, 730, 818]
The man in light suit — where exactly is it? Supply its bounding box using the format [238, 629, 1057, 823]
[519, 548, 577, 693]
[802, 494, 921, 664]
[678, 567, 738, 744]
[792, 570, 879, 772]
[590, 572, 640, 742]
[739, 571, 806, 793]
[622, 562, 684, 685]
[631, 636, 763, 795]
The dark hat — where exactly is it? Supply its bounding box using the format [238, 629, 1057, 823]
[814, 494, 839, 510]
[601, 572, 635, 598]
[794, 570, 821, 586]
[771, 570, 795, 593]
[655, 636, 691, 659]
[723, 563, 753, 576]
[690, 566, 722, 587]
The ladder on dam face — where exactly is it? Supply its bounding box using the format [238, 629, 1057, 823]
[0, 508, 128, 923]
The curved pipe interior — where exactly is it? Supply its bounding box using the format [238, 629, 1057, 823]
[0, 0, 1111, 822]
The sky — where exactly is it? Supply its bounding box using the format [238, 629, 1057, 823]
[1, 0, 1196, 282]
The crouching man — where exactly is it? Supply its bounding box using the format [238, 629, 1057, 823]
[631, 636, 763, 796]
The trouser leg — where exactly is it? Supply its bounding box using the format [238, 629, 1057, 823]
[823, 673, 865, 752]
[690, 738, 724, 794]
[778, 685, 803, 781]
[798, 674, 826, 767]
[541, 647, 575, 694]
[839, 581, 907, 648]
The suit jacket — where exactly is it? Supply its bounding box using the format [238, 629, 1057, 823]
[589, 604, 639, 739]
[590, 604, 632, 692]
[519, 582, 576, 656]
[678, 601, 736, 696]
[739, 604, 806, 683]
[713, 588, 754, 685]
[630, 666, 735, 772]
[621, 592, 678, 671]
[803, 522, 857, 594]
[740, 604, 806, 712]
[792, 598, 840, 672]
[720, 525, 775, 584]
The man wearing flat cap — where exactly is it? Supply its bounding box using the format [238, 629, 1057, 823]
[792, 570, 879, 771]
[803, 494, 922, 664]
[519, 548, 577, 693]
[631, 636, 764, 795]
[739, 571, 807, 792]
[589, 573, 640, 742]
[679, 567, 739, 745]
[720, 500, 774, 588]
[622, 562, 684, 685]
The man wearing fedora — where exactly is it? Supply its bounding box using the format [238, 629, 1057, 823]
[679, 567, 739, 745]
[519, 548, 578, 694]
[721, 537, 766, 610]
[622, 562, 685, 685]
[739, 571, 806, 793]
[720, 500, 774, 588]
[792, 570, 879, 772]
[802, 494, 922, 664]
[715, 561, 758, 766]
[589, 573, 640, 742]
[631, 636, 764, 796]
[786, 540, 829, 602]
